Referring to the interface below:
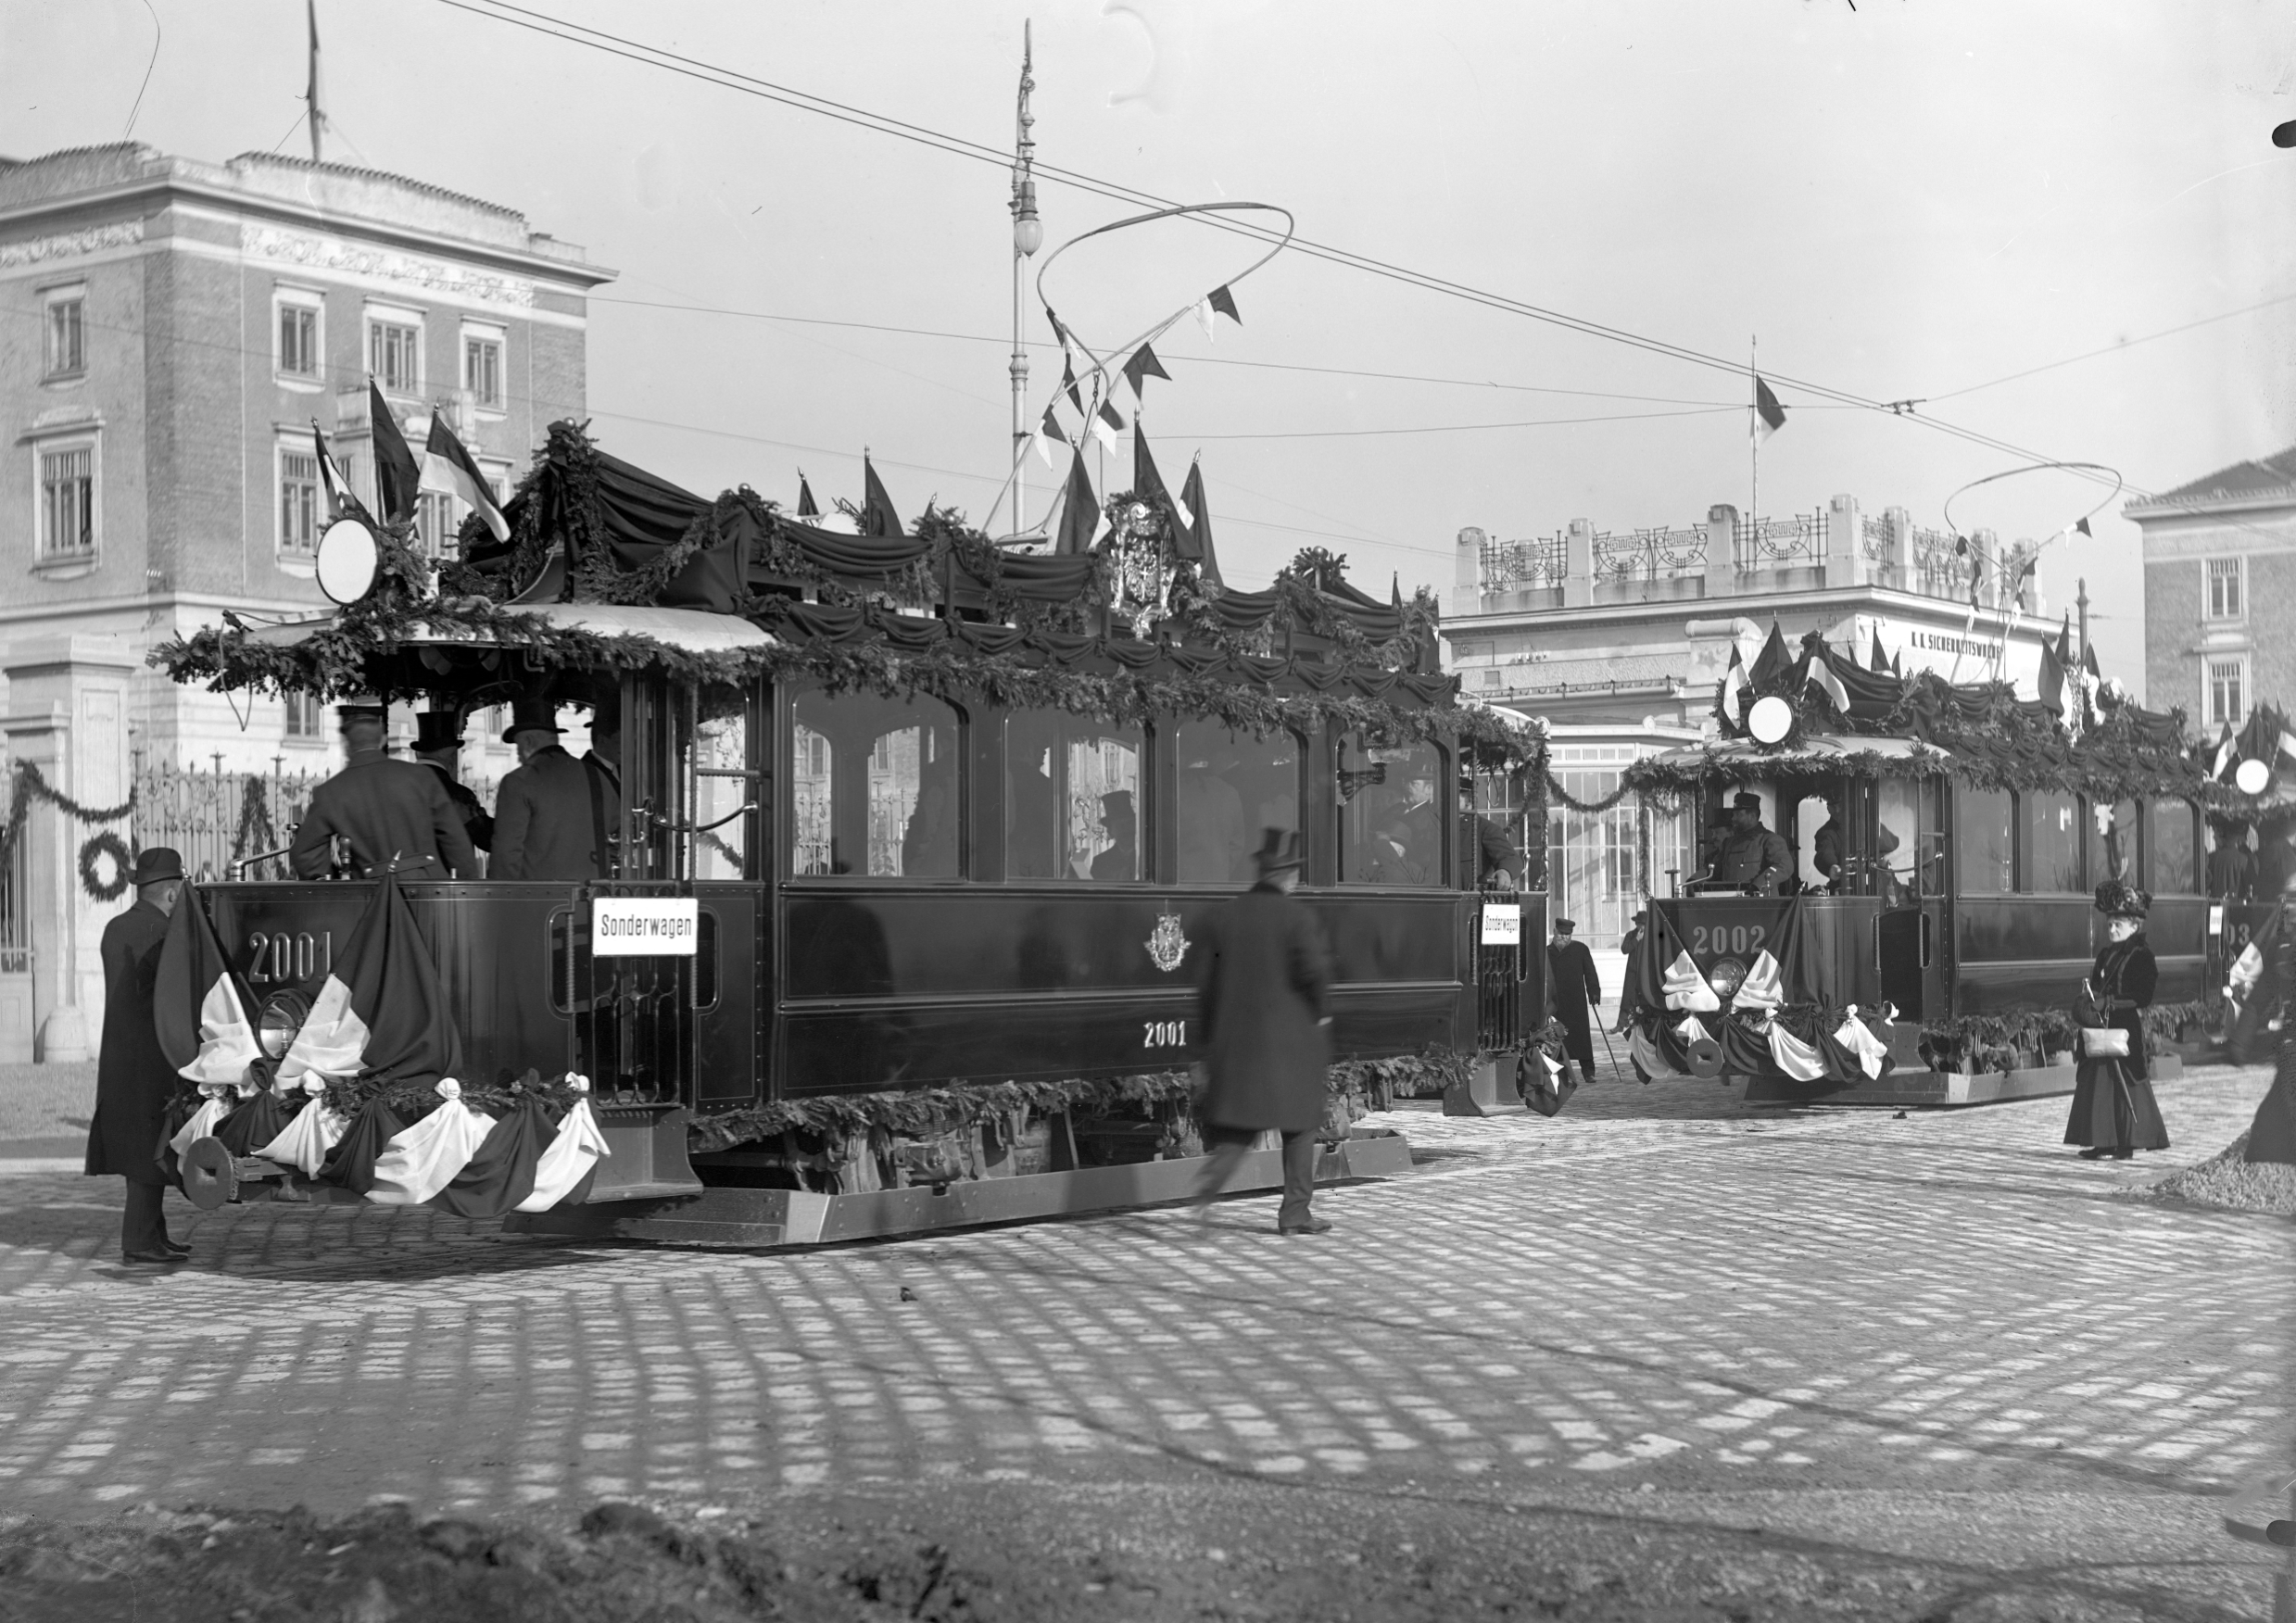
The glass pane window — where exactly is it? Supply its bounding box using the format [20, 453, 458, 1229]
[1006, 711, 1141, 882]
[1956, 787, 2013, 895]
[369, 320, 421, 393]
[790, 690, 960, 878]
[2209, 660, 2246, 727]
[2018, 790, 2082, 893]
[284, 694, 322, 737]
[1337, 735, 1444, 886]
[2206, 559, 2242, 619]
[2084, 798, 2139, 887]
[463, 334, 502, 408]
[280, 451, 321, 556]
[2150, 798, 2196, 894]
[44, 296, 84, 377]
[415, 492, 457, 560]
[278, 304, 319, 378]
[38, 447, 94, 558]
[1176, 723, 1297, 883]
[688, 684, 752, 881]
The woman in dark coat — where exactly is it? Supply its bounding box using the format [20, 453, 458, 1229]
[84, 848, 190, 1263]
[1189, 829, 1334, 1234]
[2064, 880, 2170, 1159]
[2233, 874, 2296, 1164]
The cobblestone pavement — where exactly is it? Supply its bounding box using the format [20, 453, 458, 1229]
[0, 1065, 2288, 1613]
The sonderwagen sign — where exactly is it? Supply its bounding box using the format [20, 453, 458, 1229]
[592, 897, 700, 956]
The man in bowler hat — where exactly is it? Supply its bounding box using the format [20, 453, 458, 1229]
[412, 708, 492, 856]
[85, 849, 189, 1264]
[492, 699, 620, 881]
[289, 699, 476, 879]
[1189, 828, 1336, 1234]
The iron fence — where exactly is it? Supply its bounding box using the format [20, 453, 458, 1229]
[132, 761, 332, 882]
[1480, 535, 1567, 592]
[1911, 526, 1961, 598]
[1861, 513, 1892, 560]
[1593, 525, 1707, 583]
[1731, 510, 1827, 569]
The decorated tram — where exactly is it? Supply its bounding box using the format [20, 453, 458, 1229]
[1595, 624, 2259, 1105]
[153, 424, 1548, 1245]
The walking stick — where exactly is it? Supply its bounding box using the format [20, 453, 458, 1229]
[1594, 1014, 1621, 1081]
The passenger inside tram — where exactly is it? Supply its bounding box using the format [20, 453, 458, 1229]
[1090, 790, 1138, 882]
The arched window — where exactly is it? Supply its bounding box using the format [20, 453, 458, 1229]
[789, 690, 961, 878]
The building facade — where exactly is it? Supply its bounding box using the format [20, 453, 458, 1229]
[2127, 446, 2296, 738]
[0, 142, 609, 1059]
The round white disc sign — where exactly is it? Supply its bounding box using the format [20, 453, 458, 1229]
[1747, 695, 1794, 745]
[315, 518, 380, 605]
[2235, 757, 2271, 797]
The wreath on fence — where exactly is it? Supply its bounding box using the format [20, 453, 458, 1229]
[77, 831, 134, 901]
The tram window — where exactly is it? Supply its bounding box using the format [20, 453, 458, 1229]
[2151, 798, 2196, 893]
[1957, 787, 2013, 895]
[690, 684, 752, 881]
[1875, 780, 1920, 896]
[2085, 798, 2139, 887]
[1177, 723, 1298, 883]
[2018, 790, 2082, 893]
[790, 691, 960, 878]
[1338, 735, 1444, 886]
[1005, 711, 1142, 882]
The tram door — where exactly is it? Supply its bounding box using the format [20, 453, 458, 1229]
[1874, 776, 1946, 1018]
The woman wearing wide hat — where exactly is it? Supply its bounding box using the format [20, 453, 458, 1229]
[2064, 879, 2169, 1160]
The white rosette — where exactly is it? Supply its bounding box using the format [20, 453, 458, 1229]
[517, 1073, 612, 1212]
[255, 1076, 347, 1177]
[168, 1083, 239, 1159]
[364, 1078, 497, 1207]
[1832, 1003, 1891, 1080]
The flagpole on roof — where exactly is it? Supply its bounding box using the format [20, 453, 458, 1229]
[1748, 333, 1758, 545]
[306, 0, 325, 165]
[1008, 21, 1042, 533]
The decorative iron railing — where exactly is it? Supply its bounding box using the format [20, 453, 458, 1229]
[130, 760, 502, 881]
[1593, 525, 1707, 582]
[1911, 526, 1961, 598]
[1861, 513, 1891, 560]
[1480, 535, 1567, 592]
[1731, 510, 1827, 568]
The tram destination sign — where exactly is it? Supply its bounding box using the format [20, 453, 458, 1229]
[1480, 903, 1521, 946]
[592, 897, 700, 956]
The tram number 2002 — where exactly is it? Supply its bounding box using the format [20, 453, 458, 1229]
[1142, 1020, 1189, 1049]
[246, 931, 332, 985]
[1688, 924, 1767, 956]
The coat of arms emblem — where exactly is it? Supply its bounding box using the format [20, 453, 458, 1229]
[1145, 908, 1190, 974]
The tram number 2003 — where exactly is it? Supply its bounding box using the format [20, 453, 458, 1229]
[1688, 924, 1767, 956]
[246, 931, 332, 985]
[1143, 1020, 1189, 1049]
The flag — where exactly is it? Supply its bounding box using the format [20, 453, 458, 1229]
[1868, 630, 1890, 673]
[368, 379, 422, 526]
[1054, 448, 1101, 556]
[1135, 424, 1180, 535]
[1193, 296, 1216, 343]
[2082, 642, 2101, 679]
[796, 473, 818, 517]
[154, 882, 264, 1092]
[2038, 635, 2065, 715]
[2054, 614, 2072, 666]
[1032, 404, 1067, 470]
[1208, 284, 1241, 324]
[862, 456, 902, 537]
[2075, 516, 2092, 537]
[420, 409, 509, 543]
[1089, 396, 1126, 452]
[1178, 456, 1222, 587]
[277, 871, 464, 1095]
[1749, 621, 1792, 688]
[1123, 343, 1171, 400]
[1060, 351, 1083, 415]
[306, 0, 325, 163]
[1752, 375, 1786, 443]
[311, 421, 366, 523]
[1720, 642, 1750, 727]
[1806, 647, 1851, 712]
[2212, 723, 2238, 781]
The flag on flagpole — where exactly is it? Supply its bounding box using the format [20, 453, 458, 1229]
[1135, 424, 1180, 535]
[1032, 405, 1067, 470]
[1720, 643, 1750, 727]
[2054, 614, 2073, 666]
[310, 421, 365, 523]
[1868, 630, 1891, 673]
[368, 380, 422, 526]
[1178, 456, 1222, 588]
[1208, 284, 1241, 324]
[1749, 620, 1792, 687]
[1193, 297, 1216, 343]
[1089, 396, 1126, 452]
[1054, 448, 1101, 556]
[2082, 642, 2101, 679]
[277, 872, 464, 1095]
[2038, 635, 2066, 715]
[420, 409, 509, 542]
[154, 882, 264, 1091]
[1123, 344, 1171, 399]
[2211, 723, 2238, 780]
[1060, 351, 1083, 414]
[1805, 647, 1851, 712]
[1752, 376, 1786, 443]
[2075, 516, 2092, 537]
[306, 0, 326, 164]
[796, 473, 819, 517]
[862, 456, 903, 537]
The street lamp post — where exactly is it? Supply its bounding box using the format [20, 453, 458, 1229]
[1010, 22, 1041, 534]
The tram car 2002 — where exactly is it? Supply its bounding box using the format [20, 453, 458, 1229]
[152, 423, 1549, 1247]
[1591, 625, 2257, 1106]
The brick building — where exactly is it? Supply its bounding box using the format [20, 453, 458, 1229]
[2126, 447, 2296, 738]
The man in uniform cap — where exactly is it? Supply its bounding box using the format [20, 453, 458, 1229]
[85, 848, 189, 1264]
[491, 698, 619, 881]
[289, 699, 477, 880]
[1546, 916, 1603, 1081]
[1614, 907, 1648, 1034]
[412, 709, 492, 857]
[1714, 791, 1793, 896]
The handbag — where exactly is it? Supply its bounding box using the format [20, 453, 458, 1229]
[2079, 1026, 2130, 1059]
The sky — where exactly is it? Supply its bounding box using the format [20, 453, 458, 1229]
[7, 0, 2296, 691]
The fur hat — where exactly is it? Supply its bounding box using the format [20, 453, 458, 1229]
[2094, 878, 2151, 921]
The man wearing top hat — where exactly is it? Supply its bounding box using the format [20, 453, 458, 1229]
[1190, 828, 1336, 1234]
[85, 848, 190, 1264]
[412, 709, 492, 858]
[492, 699, 621, 882]
[1712, 791, 1793, 896]
[289, 699, 477, 880]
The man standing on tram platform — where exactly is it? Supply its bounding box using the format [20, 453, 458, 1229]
[1714, 792, 1793, 896]
[289, 700, 476, 880]
[412, 709, 491, 861]
[492, 700, 620, 882]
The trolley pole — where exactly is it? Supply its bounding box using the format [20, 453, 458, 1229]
[1008, 23, 1041, 532]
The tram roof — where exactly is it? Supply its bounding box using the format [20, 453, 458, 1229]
[234, 603, 778, 656]
[1647, 734, 1947, 772]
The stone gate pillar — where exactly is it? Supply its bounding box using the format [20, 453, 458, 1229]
[4, 638, 137, 1063]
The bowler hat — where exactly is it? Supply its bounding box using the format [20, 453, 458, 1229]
[1252, 827, 1303, 874]
[412, 710, 464, 754]
[502, 698, 561, 743]
[335, 696, 385, 727]
[1732, 791, 1763, 813]
[132, 847, 184, 886]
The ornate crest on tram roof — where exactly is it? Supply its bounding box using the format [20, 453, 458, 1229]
[1145, 907, 1190, 974]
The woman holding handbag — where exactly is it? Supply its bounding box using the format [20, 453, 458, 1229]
[2064, 879, 2170, 1160]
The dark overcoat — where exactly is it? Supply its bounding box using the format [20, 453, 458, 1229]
[84, 899, 172, 1183]
[2064, 930, 2168, 1150]
[491, 748, 621, 881]
[424, 761, 495, 854]
[290, 749, 477, 879]
[1195, 882, 1331, 1134]
[1547, 937, 1602, 1031]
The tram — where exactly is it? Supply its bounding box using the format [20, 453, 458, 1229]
[156, 424, 1546, 1245]
[1604, 634, 2237, 1106]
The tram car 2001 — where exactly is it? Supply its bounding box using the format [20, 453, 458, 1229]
[1597, 629, 2248, 1106]
[153, 423, 1548, 1246]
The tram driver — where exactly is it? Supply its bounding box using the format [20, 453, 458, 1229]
[1710, 791, 1792, 897]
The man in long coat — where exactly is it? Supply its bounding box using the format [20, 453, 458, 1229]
[85, 848, 188, 1264]
[289, 700, 476, 880]
[492, 701, 621, 881]
[413, 709, 492, 859]
[1189, 828, 1334, 1234]
[1546, 917, 1603, 1081]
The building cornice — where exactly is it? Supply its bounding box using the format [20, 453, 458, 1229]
[2125, 493, 2296, 523]
[1443, 584, 2057, 642]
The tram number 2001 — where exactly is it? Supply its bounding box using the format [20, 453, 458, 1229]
[1688, 924, 1767, 957]
[246, 930, 332, 985]
[1143, 1020, 1189, 1049]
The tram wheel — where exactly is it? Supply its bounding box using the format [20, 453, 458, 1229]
[1684, 1036, 1724, 1079]
[180, 1137, 238, 1211]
